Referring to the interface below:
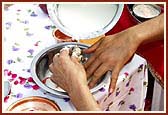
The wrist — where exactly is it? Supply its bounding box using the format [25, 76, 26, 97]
[68, 83, 100, 111]
[68, 82, 89, 97]
[127, 26, 144, 47]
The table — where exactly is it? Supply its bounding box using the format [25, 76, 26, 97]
[3, 3, 148, 112]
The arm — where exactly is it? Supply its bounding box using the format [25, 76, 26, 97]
[129, 13, 164, 46]
[69, 81, 100, 111]
[83, 13, 164, 93]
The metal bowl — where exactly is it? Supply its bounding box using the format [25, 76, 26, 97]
[31, 42, 109, 98]
[7, 96, 61, 111]
[47, 4, 124, 40]
[127, 4, 161, 23]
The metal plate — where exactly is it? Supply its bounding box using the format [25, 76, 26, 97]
[7, 96, 61, 111]
[31, 42, 110, 98]
[47, 3, 124, 40]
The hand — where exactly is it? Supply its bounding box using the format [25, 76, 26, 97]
[49, 49, 87, 94]
[83, 30, 140, 93]
[49, 49, 100, 111]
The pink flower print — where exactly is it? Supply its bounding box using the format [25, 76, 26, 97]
[14, 80, 19, 85]
[7, 71, 12, 76]
[4, 69, 8, 76]
[18, 77, 26, 85]
[32, 84, 40, 90]
[27, 77, 34, 82]
[12, 46, 19, 51]
[34, 41, 41, 46]
[129, 87, 135, 92]
[11, 74, 17, 79]
[124, 72, 129, 77]
[128, 87, 135, 95]
[4, 96, 10, 103]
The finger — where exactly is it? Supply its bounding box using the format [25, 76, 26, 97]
[85, 57, 101, 79]
[83, 37, 103, 54]
[71, 55, 79, 63]
[88, 63, 109, 88]
[49, 63, 54, 73]
[53, 53, 60, 64]
[109, 66, 120, 93]
[59, 49, 70, 58]
[50, 74, 58, 84]
[83, 55, 97, 69]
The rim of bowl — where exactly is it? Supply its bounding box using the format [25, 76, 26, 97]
[31, 42, 109, 98]
[7, 96, 61, 111]
[132, 4, 161, 19]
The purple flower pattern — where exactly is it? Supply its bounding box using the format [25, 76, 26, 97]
[99, 87, 105, 92]
[16, 93, 23, 98]
[12, 46, 20, 51]
[63, 98, 70, 102]
[30, 11, 38, 17]
[7, 59, 15, 64]
[5, 22, 12, 29]
[129, 104, 136, 111]
[27, 49, 34, 55]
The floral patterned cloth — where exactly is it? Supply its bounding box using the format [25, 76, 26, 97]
[3, 3, 148, 112]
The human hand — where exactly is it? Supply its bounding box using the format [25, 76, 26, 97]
[83, 30, 140, 93]
[49, 49, 87, 94]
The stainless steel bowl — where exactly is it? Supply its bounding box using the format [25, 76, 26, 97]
[127, 4, 161, 23]
[31, 42, 109, 98]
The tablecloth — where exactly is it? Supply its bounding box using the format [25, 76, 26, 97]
[3, 3, 148, 112]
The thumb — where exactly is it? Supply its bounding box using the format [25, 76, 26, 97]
[83, 38, 103, 54]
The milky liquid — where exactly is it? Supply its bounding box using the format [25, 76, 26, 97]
[133, 4, 160, 18]
[57, 4, 117, 38]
